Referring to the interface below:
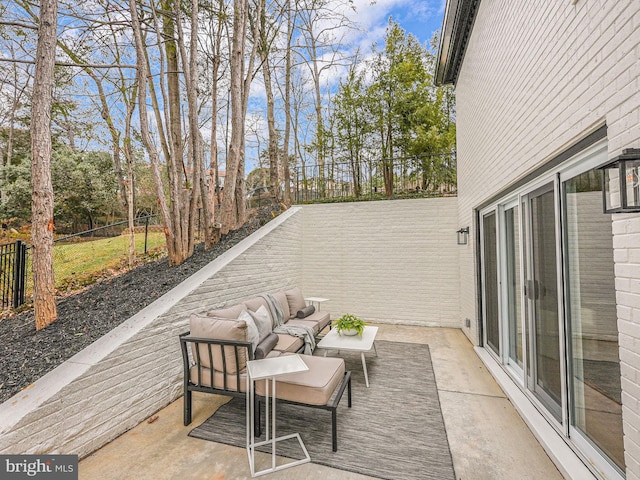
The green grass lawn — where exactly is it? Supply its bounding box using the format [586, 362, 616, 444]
[49, 231, 167, 291]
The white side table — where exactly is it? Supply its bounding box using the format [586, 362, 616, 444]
[304, 297, 329, 311]
[316, 326, 378, 388]
[246, 355, 310, 477]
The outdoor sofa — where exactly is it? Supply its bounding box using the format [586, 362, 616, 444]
[179, 287, 352, 451]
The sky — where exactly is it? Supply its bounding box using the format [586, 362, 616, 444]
[349, 0, 446, 48]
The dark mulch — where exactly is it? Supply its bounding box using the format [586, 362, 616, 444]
[0, 205, 284, 404]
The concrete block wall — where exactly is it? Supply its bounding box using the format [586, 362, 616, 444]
[300, 198, 460, 327]
[0, 207, 303, 458]
[455, 0, 640, 345]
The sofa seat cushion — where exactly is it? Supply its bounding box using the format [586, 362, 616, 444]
[189, 314, 249, 373]
[287, 311, 330, 334]
[273, 334, 303, 353]
[255, 355, 345, 406]
[189, 365, 247, 393]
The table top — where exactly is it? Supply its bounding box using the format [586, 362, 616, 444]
[246, 354, 309, 381]
[317, 325, 378, 352]
[304, 296, 329, 303]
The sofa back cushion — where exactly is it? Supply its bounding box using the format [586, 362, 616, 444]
[189, 313, 249, 374]
[272, 291, 291, 321]
[285, 287, 307, 317]
[206, 303, 245, 319]
[243, 297, 269, 316]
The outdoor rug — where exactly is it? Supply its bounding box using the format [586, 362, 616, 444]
[188, 340, 456, 480]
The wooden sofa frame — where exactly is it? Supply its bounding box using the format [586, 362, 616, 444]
[180, 332, 352, 451]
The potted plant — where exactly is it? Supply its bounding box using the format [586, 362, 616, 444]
[333, 313, 367, 336]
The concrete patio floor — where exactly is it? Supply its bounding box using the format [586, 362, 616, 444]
[78, 325, 564, 480]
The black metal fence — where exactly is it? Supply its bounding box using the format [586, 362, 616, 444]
[293, 153, 457, 203]
[0, 240, 27, 309]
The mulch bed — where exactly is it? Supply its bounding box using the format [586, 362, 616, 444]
[0, 205, 283, 404]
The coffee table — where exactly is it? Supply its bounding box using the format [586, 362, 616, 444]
[316, 326, 378, 387]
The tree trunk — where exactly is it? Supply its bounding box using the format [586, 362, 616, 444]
[219, 0, 247, 234]
[31, 0, 59, 330]
[282, 0, 293, 205]
[205, 0, 225, 248]
[129, 0, 175, 262]
[258, 2, 280, 203]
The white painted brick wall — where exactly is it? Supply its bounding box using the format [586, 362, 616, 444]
[300, 199, 460, 327]
[456, 0, 640, 342]
[0, 198, 460, 459]
[0, 207, 303, 458]
[454, 0, 640, 477]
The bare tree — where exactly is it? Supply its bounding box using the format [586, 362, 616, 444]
[219, 0, 248, 233]
[255, 0, 285, 203]
[31, 0, 59, 329]
[295, 0, 355, 194]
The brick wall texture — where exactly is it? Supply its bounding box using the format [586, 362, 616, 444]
[0, 199, 459, 458]
[454, 0, 640, 478]
[301, 199, 460, 326]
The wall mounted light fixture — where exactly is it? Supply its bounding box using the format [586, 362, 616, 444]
[599, 148, 640, 213]
[457, 227, 469, 245]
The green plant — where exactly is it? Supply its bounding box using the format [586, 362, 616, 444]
[333, 313, 367, 335]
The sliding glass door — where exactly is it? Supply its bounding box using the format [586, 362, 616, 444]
[563, 168, 624, 473]
[523, 183, 563, 422]
[477, 142, 623, 477]
[504, 205, 523, 371]
[482, 211, 500, 355]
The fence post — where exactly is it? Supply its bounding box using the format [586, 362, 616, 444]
[144, 216, 150, 254]
[12, 240, 26, 308]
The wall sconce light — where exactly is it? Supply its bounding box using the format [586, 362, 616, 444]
[457, 227, 469, 245]
[599, 148, 640, 213]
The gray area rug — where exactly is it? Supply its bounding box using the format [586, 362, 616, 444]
[188, 340, 456, 480]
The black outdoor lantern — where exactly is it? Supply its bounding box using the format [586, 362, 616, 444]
[457, 226, 469, 245]
[600, 148, 640, 213]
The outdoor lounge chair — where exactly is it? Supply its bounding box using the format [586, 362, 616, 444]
[179, 332, 352, 451]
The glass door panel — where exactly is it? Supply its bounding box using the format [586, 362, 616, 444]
[505, 206, 523, 369]
[524, 183, 562, 421]
[564, 169, 625, 471]
[483, 211, 500, 355]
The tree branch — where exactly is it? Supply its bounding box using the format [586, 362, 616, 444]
[0, 57, 137, 69]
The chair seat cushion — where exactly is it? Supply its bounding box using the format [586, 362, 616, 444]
[189, 365, 247, 393]
[255, 355, 345, 406]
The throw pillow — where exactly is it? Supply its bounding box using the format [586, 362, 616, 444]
[296, 305, 316, 318]
[237, 310, 260, 354]
[248, 305, 272, 343]
[189, 313, 248, 373]
[284, 287, 306, 316]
